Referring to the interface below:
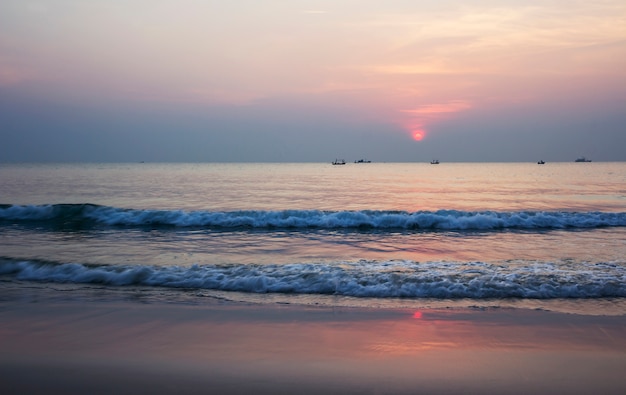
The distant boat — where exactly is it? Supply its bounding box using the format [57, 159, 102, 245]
[354, 159, 371, 163]
[537, 160, 545, 164]
[575, 157, 592, 162]
[332, 159, 346, 165]
[430, 159, 440, 164]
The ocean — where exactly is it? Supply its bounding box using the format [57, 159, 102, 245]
[1, 162, 625, 315]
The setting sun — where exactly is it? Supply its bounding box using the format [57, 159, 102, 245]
[413, 130, 425, 141]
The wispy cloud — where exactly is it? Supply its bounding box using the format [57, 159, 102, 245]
[402, 101, 472, 116]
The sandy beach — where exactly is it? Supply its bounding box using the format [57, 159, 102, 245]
[1, 296, 625, 395]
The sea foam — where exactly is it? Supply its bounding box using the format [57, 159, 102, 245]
[1, 258, 624, 299]
[2, 204, 626, 231]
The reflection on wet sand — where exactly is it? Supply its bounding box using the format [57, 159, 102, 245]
[1, 300, 625, 394]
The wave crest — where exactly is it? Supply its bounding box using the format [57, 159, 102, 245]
[1, 258, 624, 299]
[1, 204, 625, 231]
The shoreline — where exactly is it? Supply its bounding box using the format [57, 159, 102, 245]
[1, 296, 625, 394]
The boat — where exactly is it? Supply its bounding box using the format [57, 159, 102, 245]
[354, 159, 371, 163]
[575, 157, 592, 162]
[332, 159, 346, 165]
[430, 159, 439, 164]
[537, 160, 545, 164]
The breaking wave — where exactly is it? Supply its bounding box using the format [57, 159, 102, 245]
[1, 204, 626, 231]
[1, 258, 624, 299]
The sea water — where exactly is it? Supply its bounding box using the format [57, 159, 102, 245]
[1, 162, 625, 314]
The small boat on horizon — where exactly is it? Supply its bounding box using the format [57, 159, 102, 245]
[430, 159, 440, 164]
[332, 159, 346, 165]
[354, 159, 371, 163]
[575, 157, 592, 162]
[537, 160, 545, 164]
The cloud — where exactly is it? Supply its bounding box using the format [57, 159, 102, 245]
[402, 101, 472, 115]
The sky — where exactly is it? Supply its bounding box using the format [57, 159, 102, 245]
[1, 0, 625, 162]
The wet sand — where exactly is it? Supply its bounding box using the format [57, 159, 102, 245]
[1, 299, 625, 395]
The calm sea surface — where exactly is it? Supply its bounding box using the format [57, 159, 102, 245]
[1, 162, 625, 314]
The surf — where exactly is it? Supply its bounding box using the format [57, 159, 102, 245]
[1, 204, 626, 231]
[2, 257, 624, 299]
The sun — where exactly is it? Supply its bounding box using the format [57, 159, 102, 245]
[412, 130, 425, 141]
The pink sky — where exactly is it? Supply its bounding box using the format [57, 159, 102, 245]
[1, 1, 625, 161]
